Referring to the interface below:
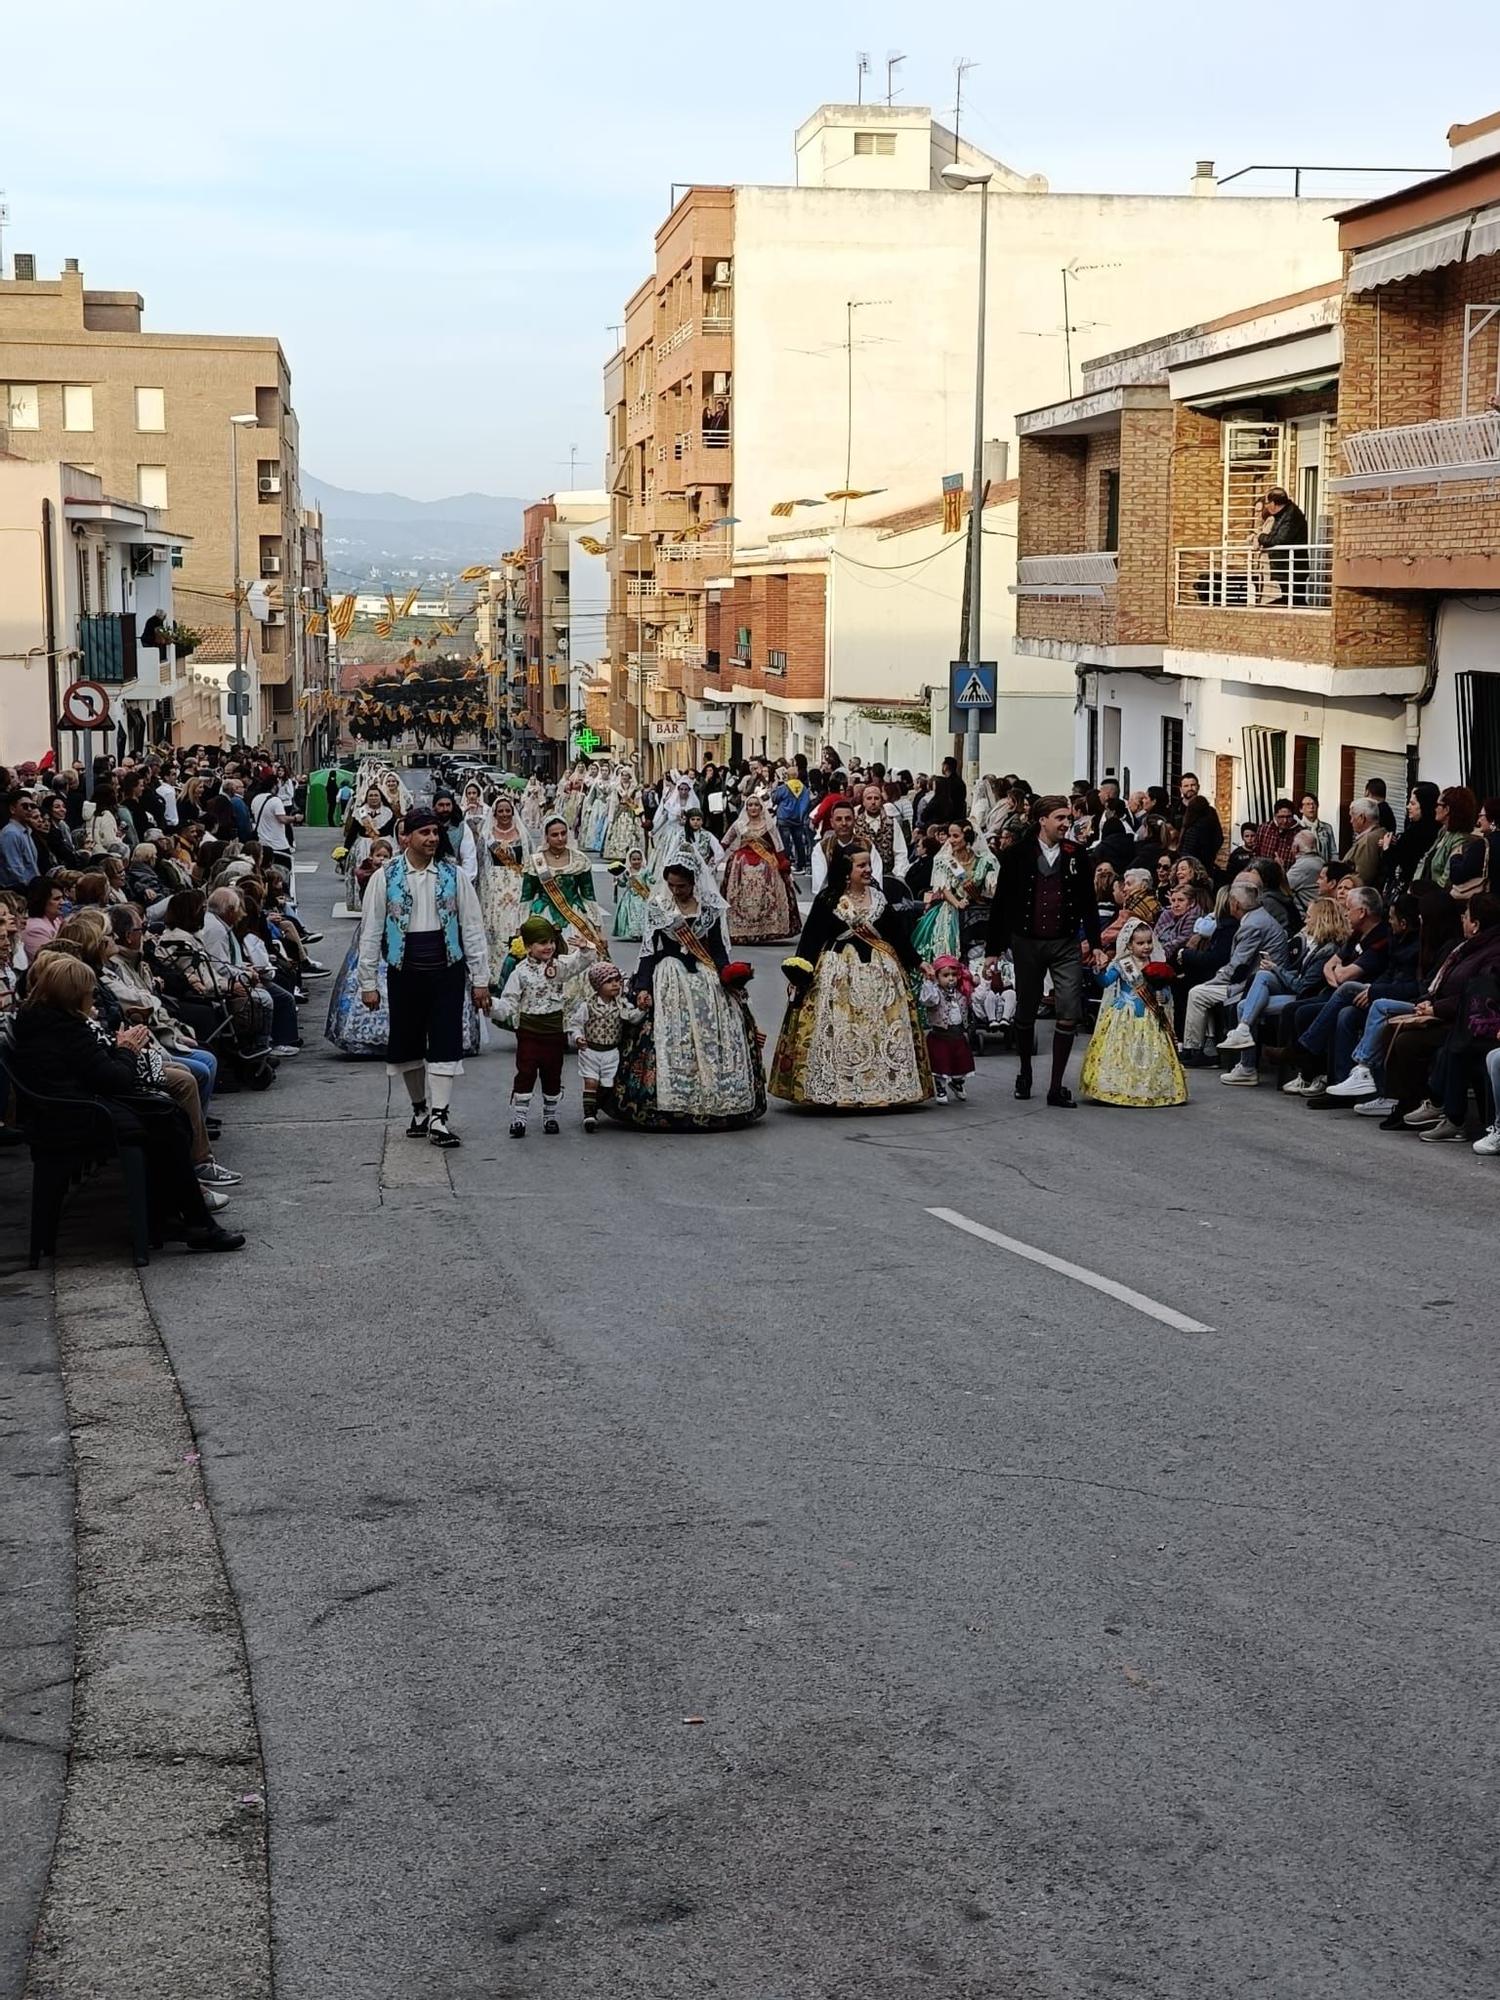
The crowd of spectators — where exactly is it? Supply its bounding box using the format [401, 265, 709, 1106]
[0, 746, 329, 1254]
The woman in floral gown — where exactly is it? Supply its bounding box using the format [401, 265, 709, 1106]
[721, 798, 799, 943]
[771, 847, 932, 1109]
[612, 846, 652, 942]
[605, 856, 765, 1132]
[603, 769, 645, 863]
[498, 816, 607, 987]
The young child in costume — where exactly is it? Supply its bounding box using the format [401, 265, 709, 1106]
[1079, 917, 1187, 1108]
[573, 960, 644, 1131]
[971, 951, 1016, 1046]
[492, 915, 595, 1136]
[918, 955, 976, 1103]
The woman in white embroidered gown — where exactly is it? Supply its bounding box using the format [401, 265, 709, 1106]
[478, 794, 531, 969]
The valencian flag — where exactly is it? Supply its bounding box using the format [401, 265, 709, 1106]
[398, 587, 420, 619]
[305, 611, 327, 636]
[459, 564, 490, 582]
[330, 594, 357, 638]
[942, 473, 965, 536]
[576, 535, 609, 557]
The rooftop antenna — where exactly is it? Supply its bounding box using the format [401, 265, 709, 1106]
[0, 191, 8, 279]
[856, 51, 870, 105]
[885, 51, 905, 106]
[953, 59, 977, 161]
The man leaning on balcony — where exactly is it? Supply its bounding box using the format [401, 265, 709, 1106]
[1256, 487, 1309, 606]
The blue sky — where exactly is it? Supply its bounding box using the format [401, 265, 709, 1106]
[7, 0, 1496, 499]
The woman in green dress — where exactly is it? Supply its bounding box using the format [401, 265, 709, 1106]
[911, 822, 997, 964]
[498, 816, 607, 986]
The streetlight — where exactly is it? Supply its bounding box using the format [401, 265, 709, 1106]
[228, 413, 257, 748]
[620, 532, 648, 772]
[940, 162, 994, 797]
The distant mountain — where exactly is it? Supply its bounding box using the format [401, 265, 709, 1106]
[304, 476, 526, 585]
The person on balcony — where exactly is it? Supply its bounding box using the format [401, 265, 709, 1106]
[1256, 487, 1310, 606]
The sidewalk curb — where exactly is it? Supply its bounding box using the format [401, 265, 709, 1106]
[23, 1262, 272, 2000]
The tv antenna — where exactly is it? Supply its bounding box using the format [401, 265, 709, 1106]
[953, 59, 978, 158]
[885, 52, 905, 105]
[856, 52, 870, 105]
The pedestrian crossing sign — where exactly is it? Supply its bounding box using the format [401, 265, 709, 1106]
[947, 660, 997, 734]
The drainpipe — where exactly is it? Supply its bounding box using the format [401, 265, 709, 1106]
[41, 499, 61, 765]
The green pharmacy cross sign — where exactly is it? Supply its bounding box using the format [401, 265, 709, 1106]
[574, 727, 601, 752]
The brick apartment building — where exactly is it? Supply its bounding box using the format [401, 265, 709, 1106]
[1012, 110, 1500, 832]
[0, 256, 306, 752]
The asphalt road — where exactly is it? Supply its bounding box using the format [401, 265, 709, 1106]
[135, 813, 1500, 1999]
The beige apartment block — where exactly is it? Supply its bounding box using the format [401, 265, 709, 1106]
[0, 257, 301, 748]
[603, 103, 1349, 780]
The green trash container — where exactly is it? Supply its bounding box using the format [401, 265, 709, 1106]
[307, 766, 356, 828]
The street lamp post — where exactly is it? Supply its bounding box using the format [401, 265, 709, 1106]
[620, 533, 648, 774]
[228, 413, 257, 749]
[940, 163, 994, 798]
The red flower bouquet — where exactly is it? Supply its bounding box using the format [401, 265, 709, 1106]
[721, 960, 755, 988]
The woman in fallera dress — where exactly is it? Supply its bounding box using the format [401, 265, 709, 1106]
[479, 795, 531, 971]
[1079, 917, 1187, 1108]
[910, 821, 996, 964]
[611, 845, 652, 942]
[501, 817, 606, 986]
[721, 797, 800, 943]
[605, 854, 766, 1131]
[770, 846, 933, 1110]
[602, 767, 645, 863]
[582, 766, 614, 854]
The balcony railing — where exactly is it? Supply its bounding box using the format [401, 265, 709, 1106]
[77, 613, 138, 685]
[1332, 412, 1500, 493]
[656, 321, 693, 362]
[1015, 551, 1119, 598]
[657, 537, 731, 564]
[1174, 544, 1332, 611]
[700, 425, 731, 450]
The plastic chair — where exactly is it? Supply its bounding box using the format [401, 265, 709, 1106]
[0, 1054, 154, 1269]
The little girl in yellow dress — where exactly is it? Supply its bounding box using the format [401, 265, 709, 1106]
[1080, 918, 1188, 1108]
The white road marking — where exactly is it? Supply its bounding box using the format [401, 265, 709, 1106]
[293, 863, 319, 875]
[927, 1206, 1214, 1333]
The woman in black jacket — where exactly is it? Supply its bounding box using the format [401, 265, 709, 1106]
[9, 953, 243, 1252]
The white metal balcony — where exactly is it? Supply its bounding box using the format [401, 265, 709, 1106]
[1014, 551, 1118, 599]
[655, 321, 693, 362]
[700, 425, 731, 450]
[1174, 544, 1332, 610]
[1332, 411, 1500, 493]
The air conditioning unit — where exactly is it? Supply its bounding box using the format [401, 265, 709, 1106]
[262, 554, 282, 574]
[712, 261, 731, 286]
[265, 610, 286, 627]
[258, 476, 280, 496]
[711, 372, 731, 396]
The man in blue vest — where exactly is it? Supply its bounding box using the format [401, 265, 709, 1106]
[356, 806, 491, 1147]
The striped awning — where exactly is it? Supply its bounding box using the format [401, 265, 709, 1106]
[1348, 204, 1500, 293]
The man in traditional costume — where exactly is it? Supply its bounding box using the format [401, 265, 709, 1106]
[357, 805, 490, 1148]
[985, 794, 1102, 1109]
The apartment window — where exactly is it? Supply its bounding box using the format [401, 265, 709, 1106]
[853, 131, 896, 156]
[766, 648, 787, 677]
[1160, 716, 1183, 793]
[62, 384, 94, 432]
[137, 464, 169, 508]
[7, 384, 39, 430]
[1101, 470, 1120, 554]
[257, 460, 282, 498]
[1456, 672, 1500, 801]
[135, 386, 166, 432]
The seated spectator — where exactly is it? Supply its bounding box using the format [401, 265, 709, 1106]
[1101, 868, 1161, 948]
[1314, 893, 1425, 1107]
[43, 796, 82, 870]
[1178, 879, 1289, 1064]
[125, 842, 166, 909]
[1248, 798, 1301, 867]
[1172, 887, 1237, 1038]
[104, 905, 222, 1142]
[21, 877, 64, 964]
[1224, 823, 1259, 881]
[72, 869, 111, 912]
[1381, 894, 1500, 1140]
[7, 951, 242, 1252]
[1273, 884, 1391, 1091]
[1130, 814, 1169, 878]
[0, 899, 22, 1022]
[1090, 797, 1133, 874]
[1093, 862, 1119, 931]
[158, 889, 273, 1056]
[1154, 882, 1209, 972]
[1218, 893, 1351, 1082]
[1241, 857, 1296, 933]
[206, 886, 301, 1057]
[1343, 798, 1384, 885]
[100, 854, 130, 906]
[1286, 829, 1324, 917]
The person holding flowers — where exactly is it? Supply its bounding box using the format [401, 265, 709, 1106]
[605, 853, 765, 1131]
[770, 844, 932, 1110]
[1079, 917, 1187, 1108]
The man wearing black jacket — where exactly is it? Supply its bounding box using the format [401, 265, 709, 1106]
[986, 795, 1104, 1107]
